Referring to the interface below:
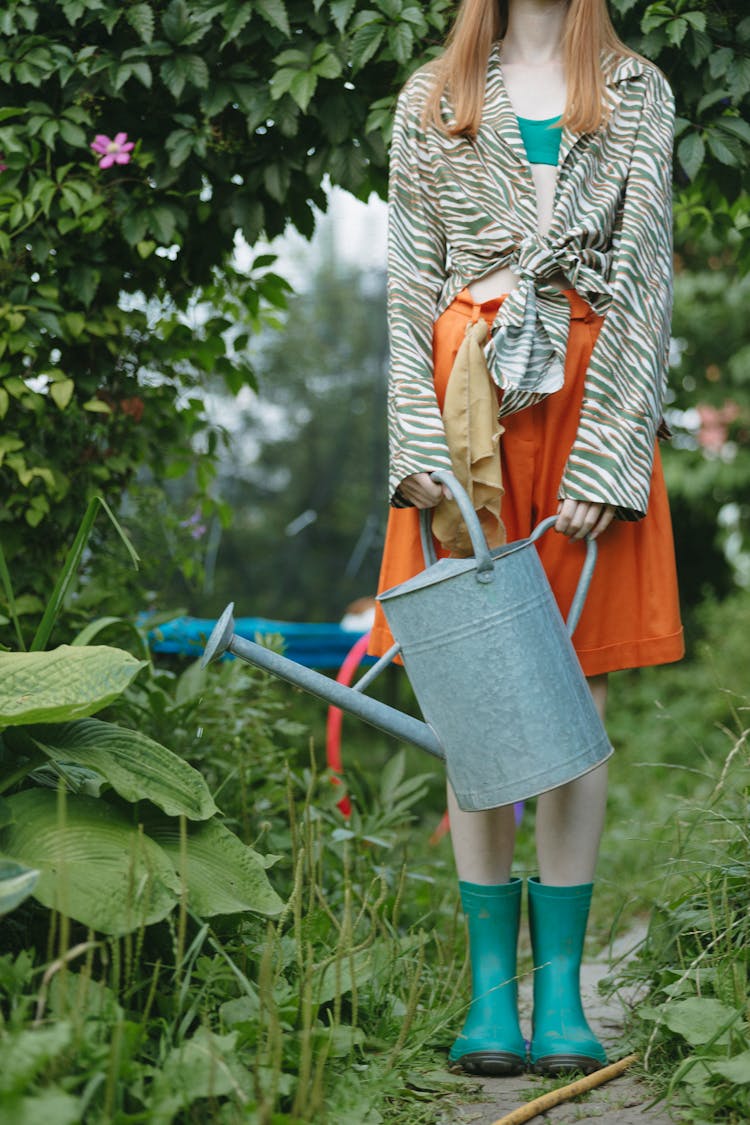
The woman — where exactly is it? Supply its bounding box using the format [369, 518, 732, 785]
[369, 0, 684, 1078]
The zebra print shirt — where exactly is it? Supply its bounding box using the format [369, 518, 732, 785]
[387, 43, 675, 520]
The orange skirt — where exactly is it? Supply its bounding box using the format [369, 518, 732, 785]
[370, 288, 684, 677]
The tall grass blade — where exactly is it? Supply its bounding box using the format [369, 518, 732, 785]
[0, 538, 26, 650]
[71, 615, 150, 661]
[31, 495, 140, 653]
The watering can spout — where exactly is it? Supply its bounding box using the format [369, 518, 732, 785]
[201, 604, 444, 761]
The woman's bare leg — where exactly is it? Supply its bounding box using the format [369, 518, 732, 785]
[447, 784, 517, 884]
[535, 673, 609, 886]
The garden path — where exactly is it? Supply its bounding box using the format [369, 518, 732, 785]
[441, 926, 684, 1124]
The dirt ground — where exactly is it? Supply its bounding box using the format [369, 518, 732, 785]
[440, 927, 685, 1125]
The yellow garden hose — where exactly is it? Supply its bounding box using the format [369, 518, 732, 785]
[490, 1053, 639, 1125]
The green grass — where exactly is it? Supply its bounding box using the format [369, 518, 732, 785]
[3, 585, 750, 1122]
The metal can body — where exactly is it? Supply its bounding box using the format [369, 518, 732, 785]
[378, 535, 612, 810]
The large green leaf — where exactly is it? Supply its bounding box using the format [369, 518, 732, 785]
[0, 646, 147, 727]
[144, 815, 283, 917]
[148, 1029, 252, 1124]
[0, 1021, 72, 1096]
[29, 719, 218, 820]
[653, 997, 743, 1045]
[710, 1050, 750, 1084]
[314, 933, 420, 1005]
[0, 791, 180, 934]
[0, 859, 39, 915]
[0, 1088, 80, 1125]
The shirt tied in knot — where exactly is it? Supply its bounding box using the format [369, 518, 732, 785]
[483, 235, 570, 410]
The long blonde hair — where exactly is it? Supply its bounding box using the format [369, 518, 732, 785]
[423, 0, 635, 137]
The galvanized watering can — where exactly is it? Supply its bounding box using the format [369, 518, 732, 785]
[201, 470, 612, 810]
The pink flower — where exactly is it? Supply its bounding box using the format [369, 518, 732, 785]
[0, 153, 7, 173]
[90, 132, 135, 169]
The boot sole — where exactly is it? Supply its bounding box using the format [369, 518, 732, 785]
[450, 1051, 526, 1077]
[533, 1054, 605, 1077]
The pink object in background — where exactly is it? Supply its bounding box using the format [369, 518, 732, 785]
[327, 630, 525, 839]
[325, 631, 373, 817]
[696, 400, 740, 454]
[429, 801, 524, 846]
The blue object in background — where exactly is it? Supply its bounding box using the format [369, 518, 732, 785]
[148, 615, 372, 670]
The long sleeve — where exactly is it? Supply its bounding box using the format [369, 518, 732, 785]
[387, 82, 452, 501]
[559, 75, 675, 520]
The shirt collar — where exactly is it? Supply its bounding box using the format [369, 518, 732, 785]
[481, 42, 647, 166]
[601, 49, 648, 87]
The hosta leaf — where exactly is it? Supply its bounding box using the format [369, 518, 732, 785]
[143, 815, 283, 916]
[0, 859, 39, 915]
[0, 797, 12, 827]
[28, 719, 218, 820]
[0, 646, 147, 727]
[0, 790, 180, 934]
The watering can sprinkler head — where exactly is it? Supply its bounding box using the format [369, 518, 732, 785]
[198, 598, 444, 761]
[201, 602, 236, 668]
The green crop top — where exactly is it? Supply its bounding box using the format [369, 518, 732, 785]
[516, 115, 563, 166]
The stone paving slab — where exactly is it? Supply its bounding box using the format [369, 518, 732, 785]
[441, 928, 684, 1125]
[440, 1069, 676, 1124]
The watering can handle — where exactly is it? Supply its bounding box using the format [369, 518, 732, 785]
[528, 516, 598, 638]
[417, 473, 596, 631]
[418, 469, 494, 583]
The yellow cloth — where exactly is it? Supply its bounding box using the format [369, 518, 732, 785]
[432, 318, 506, 557]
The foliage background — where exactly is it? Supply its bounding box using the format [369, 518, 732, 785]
[0, 2, 749, 1119]
[0, 0, 749, 639]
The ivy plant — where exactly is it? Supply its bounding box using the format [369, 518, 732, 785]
[0, 0, 747, 635]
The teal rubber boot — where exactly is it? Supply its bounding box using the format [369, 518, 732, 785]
[449, 879, 526, 1075]
[528, 877, 607, 1075]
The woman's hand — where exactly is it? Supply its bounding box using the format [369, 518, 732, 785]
[556, 498, 615, 541]
[397, 472, 452, 509]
